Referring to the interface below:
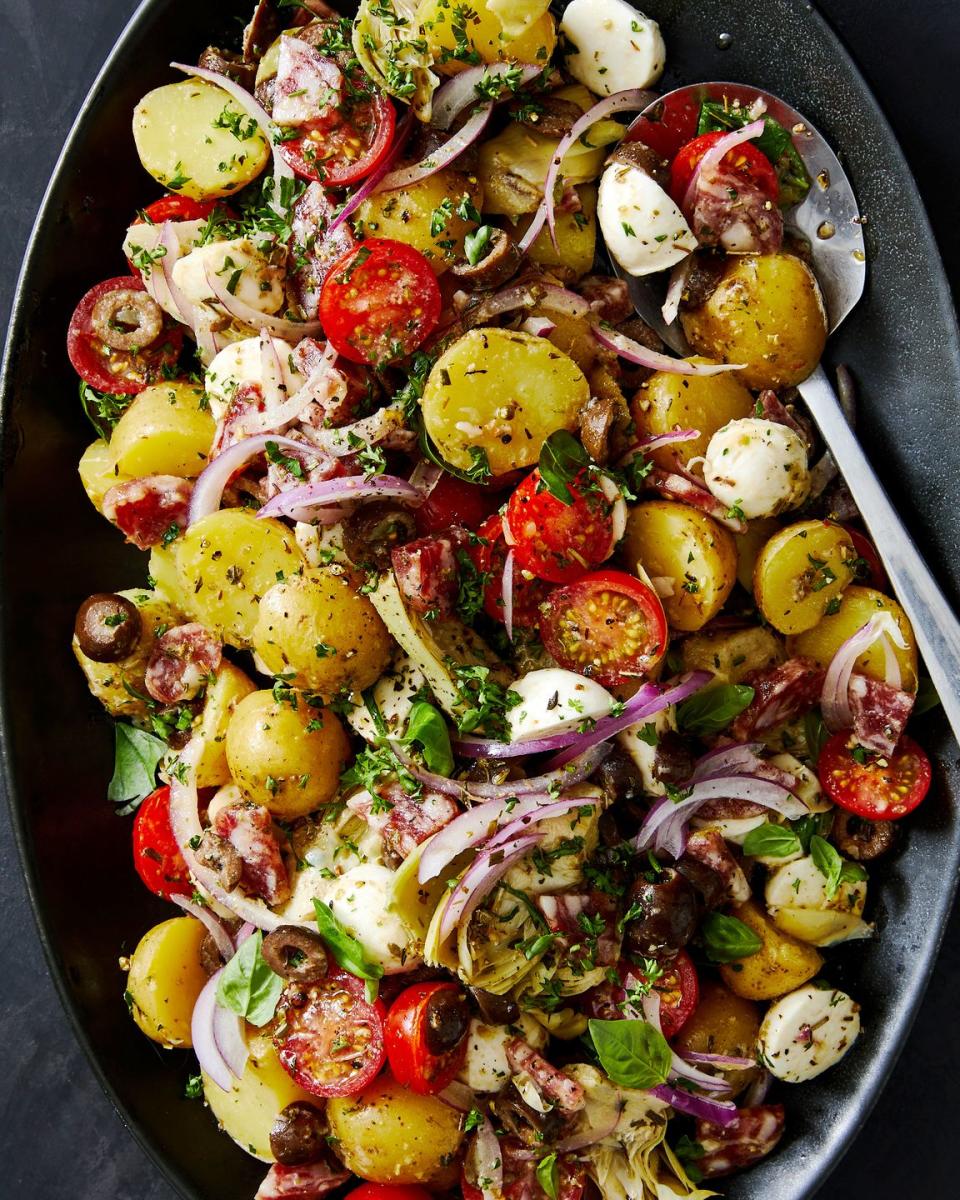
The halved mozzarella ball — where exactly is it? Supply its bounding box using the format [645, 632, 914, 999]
[561, 0, 666, 95]
[598, 164, 697, 277]
[318, 864, 420, 975]
[758, 984, 860, 1082]
[702, 418, 810, 520]
[508, 668, 613, 741]
[172, 236, 285, 316]
[122, 219, 208, 318]
[615, 705, 676, 797]
[205, 334, 303, 420]
[348, 653, 429, 744]
[770, 753, 831, 813]
[765, 854, 867, 914]
[457, 1015, 548, 1093]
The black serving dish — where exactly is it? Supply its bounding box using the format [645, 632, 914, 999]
[1, 2, 959, 1198]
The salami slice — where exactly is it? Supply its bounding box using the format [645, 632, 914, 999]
[731, 657, 825, 740]
[647, 468, 747, 533]
[213, 802, 291, 906]
[692, 164, 784, 255]
[391, 530, 463, 618]
[255, 1160, 351, 1200]
[695, 1104, 786, 1179]
[289, 188, 358, 321]
[145, 623, 222, 704]
[536, 891, 620, 965]
[102, 475, 192, 550]
[682, 829, 751, 902]
[847, 673, 915, 757]
[505, 1039, 585, 1112]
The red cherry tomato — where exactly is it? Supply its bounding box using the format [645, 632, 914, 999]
[346, 1186, 433, 1200]
[134, 195, 219, 225]
[504, 470, 617, 585]
[818, 732, 931, 820]
[587, 950, 699, 1040]
[539, 569, 667, 686]
[384, 981, 469, 1095]
[132, 786, 192, 900]
[669, 131, 779, 206]
[844, 527, 889, 591]
[274, 972, 386, 1097]
[628, 91, 701, 161]
[415, 473, 501, 538]
[469, 513, 554, 629]
[462, 1139, 586, 1200]
[319, 239, 441, 366]
[280, 92, 395, 187]
[67, 276, 183, 394]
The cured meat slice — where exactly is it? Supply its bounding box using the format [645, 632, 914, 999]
[213, 802, 291, 906]
[505, 1039, 585, 1112]
[732, 658, 825, 740]
[102, 475, 192, 549]
[391, 530, 463, 618]
[691, 164, 784, 255]
[255, 1160, 352, 1200]
[647, 468, 747, 533]
[145, 622, 222, 704]
[695, 1104, 786, 1179]
[272, 38, 342, 129]
[289, 189, 358, 321]
[847, 673, 915, 757]
[682, 828, 750, 902]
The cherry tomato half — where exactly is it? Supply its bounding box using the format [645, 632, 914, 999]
[347, 1186, 433, 1200]
[818, 732, 931, 820]
[539, 569, 667, 686]
[319, 239, 441, 366]
[134, 195, 218, 225]
[469, 513, 555, 629]
[504, 470, 617, 585]
[384, 981, 470, 1095]
[628, 91, 701, 161]
[274, 971, 386, 1097]
[132, 786, 192, 900]
[669, 131, 779, 207]
[844, 527, 889, 591]
[586, 950, 699, 1040]
[67, 276, 183, 394]
[415, 473, 501, 538]
[280, 91, 395, 187]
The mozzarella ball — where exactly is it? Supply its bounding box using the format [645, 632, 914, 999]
[702, 418, 810, 519]
[205, 334, 303, 420]
[561, 0, 666, 95]
[173, 236, 284, 315]
[598, 164, 697, 277]
[615, 705, 676, 797]
[348, 653, 428, 744]
[457, 1015, 548, 1093]
[758, 984, 860, 1082]
[765, 855, 867, 915]
[508, 668, 613, 741]
[319, 864, 420, 975]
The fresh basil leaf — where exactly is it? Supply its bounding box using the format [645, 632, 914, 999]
[587, 1018, 672, 1089]
[791, 810, 832, 854]
[313, 899, 384, 996]
[464, 224, 495, 265]
[108, 723, 168, 815]
[538, 430, 590, 505]
[536, 1154, 559, 1200]
[361, 687, 390, 739]
[810, 835, 866, 899]
[803, 709, 830, 766]
[701, 911, 762, 963]
[913, 675, 941, 716]
[696, 101, 811, 206]
[742, 822, 802, 859]
[839, 860, 868, 887]
[403, 701, 454, 776]
[677, 684, 754, 736]
[215, 931, 284, 1026]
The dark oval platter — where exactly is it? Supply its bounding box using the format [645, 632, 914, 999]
[1, 2, 958, 1198]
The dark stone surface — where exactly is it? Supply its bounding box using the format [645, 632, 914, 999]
[0, 1, 956, 1197]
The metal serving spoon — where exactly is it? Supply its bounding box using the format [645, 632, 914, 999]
[613, 81, 960, 738]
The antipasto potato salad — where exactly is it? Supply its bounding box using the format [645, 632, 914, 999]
[67, 1, 935, 1197]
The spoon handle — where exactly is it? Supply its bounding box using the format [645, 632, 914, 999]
[797, 363, 960, 737]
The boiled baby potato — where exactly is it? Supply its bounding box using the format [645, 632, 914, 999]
[680, 625, 784, 684]
[418, 0, 556, 75]
[148, 542, 192, 611]
[630, 361, 755, 470]
[681, 253, 828, 389]
[620, 500, 737, 632]
[175, 510, 304, 647]
[203, 1033, 318, 1161]
[672, 979, 761, 1096]
[735, 516, 780, 592]
[517, 184, 596, 280]
[193, 663, 257, 789]
[225, 689, 350, 818]
[73, 588, 180, 722]
[357, 168, 483, 274]
[125, 916, 208, 1048]
[79, 439, 128, 512]
[109, 381, 215, 479]
[327, 1072, 464, 1186]
[132, 79, 270, 200]
[787, 584, 918, 691]
[421, 327, 589, 475]
[754, 520, 857, 635]
[719, 898, 823, 1001]
[252, 569, 392, 696]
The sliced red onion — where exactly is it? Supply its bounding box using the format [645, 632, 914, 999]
[594, 326, 744, 375]
[377, 103, 492, 192]
[543, 90, 652, 248]
[464, 1117, 503, 1200]
[170, 893, 236, 962]
[170, 62, 293, 213]
[257, 473, 423, 522]
[486, 793, 601, 853]
[326, 111, 413, 237]
[682, 118, 766, 215]
[204, 264, 323, 340]
[627, 428, 701, 454]
[194, 320, 225, 367]
[539, 283, 591, 319]
[821, 613, 907, 731]
[743, 1069, 773, 1107]
[881, 633, 902, 690]
[470, 281, 540, 320]
[158, 220, 194, 326]
[681, 1050, 757, 1069]
[437, 1080, 476, 1112]
[438, 833, 542, 940]
[517, 203, 548, 254]
[408, 460, 443, 497]
[188, 433, 326, 525]
[599, 473, 627, 548]
[502, 549, 515, 643]
[212, 995, 249, 1080]
[191, 971, 233, 1092]
[649, 1082, 738, 1126]
[417, 793, 548, 884]
[544, 673, 712, 771]
[662, 258, 692, 326]
[667, 1055, 732, 1094]
[520, 316, 556, 337]
[690, 741, 767, 780]
[235, 922, 256, 947]
[432, 63, 542, 130]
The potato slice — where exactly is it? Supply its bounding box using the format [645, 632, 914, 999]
[79, 438, 127, 512]
[418, 0, 556, 75]
[620, 500, 737, 632]
[126, 917, 208, 1047]
[193, 663, 257, 789]
[109, 381, 215, 479]
[753, 520, 857, 634]
[787, 584, 918, 690]
[133, 79, 270, 200]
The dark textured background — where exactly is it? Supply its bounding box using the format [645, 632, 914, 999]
[0, 1, 957, 1196]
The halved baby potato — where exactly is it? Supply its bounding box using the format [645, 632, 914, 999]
[125, 916, 209, 1047]
[109, 381, 215, 479]
[753, 520, 857, 635]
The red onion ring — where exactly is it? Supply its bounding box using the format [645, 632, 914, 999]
[326, 111, 413, 237]
[821, 613, 907, 730]
[594, 326, 744, 375]
[188, 433, 326, 525]
[212, 993, 249, 1079]
[538, 283, 591, 318]
[520, 316, 556, 337]
[743, 1069, 773, 1107]
[485, 794, 600, 852]
[257, 473, 423, 521]
[170, 893, 237, 962]
[158, 220, 194, 326]
[204, 263, 323, 340]
[681, 1050, 757, 1069]
[517, 203, 548, 254]
[662, 257, 692, 326]
[649, 1082, 739, 1126]
[377, 103, 492, 193]
[627, 429, 701, 453]
[417, 793, 551, 885]
[502, 549, 515, 643]
[464, 1116, 503, 1200]
[438, 1080, 476, 1112]
[438, 833, 542, 940]
[191, 971, 232, 1092]
[432, 63, 542, 130]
